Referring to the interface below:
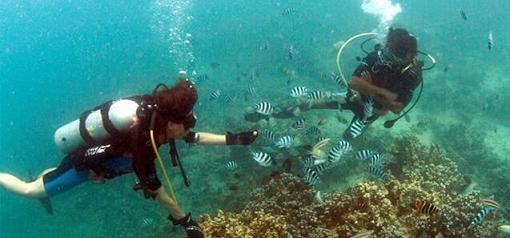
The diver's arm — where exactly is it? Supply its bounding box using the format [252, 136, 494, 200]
[350, 76, 402, 113]
[183, 131, 258, 145]
[194, 132, 226, 145]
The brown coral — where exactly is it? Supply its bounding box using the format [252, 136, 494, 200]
[200, 136, 504, 238]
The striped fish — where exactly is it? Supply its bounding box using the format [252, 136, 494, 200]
[316, 136, 328, 143]
[301, 155, 315, 168]
[412, 200, 439, 215]
[247, 86, 257, 96]
[330, 72, 347, 88]
[362, 97, 374, 122]
[307, 90, 326, 101]
[304, 167, 320, 185]
[306, 126, 321, 136]
[336, 140, 352, 152]
[480, 196, 499, 209]
[255, 102, 274, 115]
[290, 86, 308, 97]
[368, 165, 386, 182]
[468, 206, 493, 229]
[292, 118, 306, 129]
[225, 161, 238, 170]
[251, 152, 273, 167]
[209, 89, 221, 100]
[193, 74, 209, 84]
[349, 118, 366, 138]
[260, 129, 276, 141]
[314, 161, 331, 175]
[368, 153, 384, 167]
[223, 94, 235, 104]
[275, 135, 294, 148]
[327, 145, 346, 163]
[356, 149, 377, 160]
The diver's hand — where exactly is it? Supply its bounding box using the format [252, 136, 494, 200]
[226, 131, 258, 145]
[133, 182, 157, 200]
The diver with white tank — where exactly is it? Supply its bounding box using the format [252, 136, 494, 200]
[0, 72, 258, 238]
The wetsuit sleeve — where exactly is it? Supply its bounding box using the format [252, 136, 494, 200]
[129, 125, 162, 191]
[396, 66, 422, 106]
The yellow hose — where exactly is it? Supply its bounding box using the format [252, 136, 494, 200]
[150, 129, 178, 205]
[336, 32, 379, 86]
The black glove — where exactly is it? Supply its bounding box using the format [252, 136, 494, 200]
[226, 130, 258, 145]
[169, 213, 204, 238]
[133, 182, 157, 200]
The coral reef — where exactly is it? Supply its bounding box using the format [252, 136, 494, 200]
[200, 136, 504, 237]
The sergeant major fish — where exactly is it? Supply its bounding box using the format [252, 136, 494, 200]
[255, 102, 274, 115]
[275, 135, 294, 148]
[290, 86, 308, 97]
[225, 161, 238, 170]
[468, 206, 493, 229]
[251, 152, 273, 167]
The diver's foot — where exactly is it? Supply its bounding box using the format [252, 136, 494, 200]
[170, 213, 204, 238]
[37, 196, 54, 215]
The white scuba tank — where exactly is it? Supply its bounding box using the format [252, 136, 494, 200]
[54, 99, 141, 154]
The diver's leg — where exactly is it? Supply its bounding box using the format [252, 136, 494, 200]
[0, 170, 51, 198]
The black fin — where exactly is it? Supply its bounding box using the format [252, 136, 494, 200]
[37, 197, 54, 215]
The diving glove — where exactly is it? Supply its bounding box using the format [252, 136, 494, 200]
[226, 130, 258, 145]
[133, 182, 157, 200]
[170, 213, 204, 238]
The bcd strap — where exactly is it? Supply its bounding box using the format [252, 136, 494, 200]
[100, 101, 123, 139]
[79, 110, 95, 145]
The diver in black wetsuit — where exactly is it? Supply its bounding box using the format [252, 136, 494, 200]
[0, 75, 258, 238]
[245, 27, 422, 140]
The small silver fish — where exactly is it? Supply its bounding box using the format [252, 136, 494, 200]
[488, 31, 493, 50]
[499, 225, 510, 233]
[255, 102, 274, 115]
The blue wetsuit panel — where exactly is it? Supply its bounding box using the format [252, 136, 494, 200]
[44, 168, 89, 196]
[44, 155, 134, 197]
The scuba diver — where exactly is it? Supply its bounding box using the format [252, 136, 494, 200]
[0, 73, 258, 238]
[339, 27, 423, 139]
[245, 27, 426, 140]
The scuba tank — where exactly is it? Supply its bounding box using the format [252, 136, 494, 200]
[54, 99, 141, 154]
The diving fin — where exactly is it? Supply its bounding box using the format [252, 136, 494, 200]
[28, 170, 54, 215]
[37, 197, 54, 215]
